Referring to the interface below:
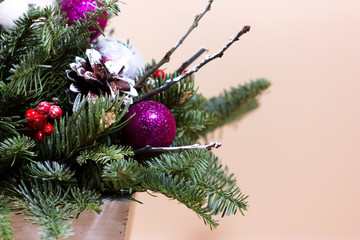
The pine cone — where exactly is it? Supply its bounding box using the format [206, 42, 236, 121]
[66, 49, 138, 103]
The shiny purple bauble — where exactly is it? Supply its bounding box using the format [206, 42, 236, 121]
[59, 0, 108, 41]
[122, 101, 176, 150]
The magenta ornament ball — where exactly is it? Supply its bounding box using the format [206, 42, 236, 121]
[122, 101, 176, 150]
[59, 0, 108, 41]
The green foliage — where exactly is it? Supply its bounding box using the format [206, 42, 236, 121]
[175, 109, 216, 139]
[76, 144, 134, 165]
[147, 150, 209, 183]
[102, 157, 145, 193]
[69, 187, 102, 215]
[140, 151, 248, 229]
[13, 180, 76, 239]
[37, 94, 130, 163]
[0, 115, 22, 139]
[0, 136, 36, 172]
[201, 78, 271, 135]
[24, 161, 76, 182]
[140, 62, 196, 110]
[0, 194, 14, 240]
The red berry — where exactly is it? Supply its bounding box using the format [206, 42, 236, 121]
[37, 101, 51, 115]
[153, 69, 165, 80]
[26, 109, 39, 129]
[33, 115, 47, 130]
[49, 105, 63, 119]
[42, 123, 54, 136]
[36, 130, 46, 141]
[25, 109, 38, 119]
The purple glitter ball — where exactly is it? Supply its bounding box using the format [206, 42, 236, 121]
[123, 101, 176, 149]
[59, 0, 108, 41]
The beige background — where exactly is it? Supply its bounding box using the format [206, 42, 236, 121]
[108, 0, 360, 239]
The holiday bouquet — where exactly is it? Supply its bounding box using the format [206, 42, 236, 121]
[0, 0, 270, 239]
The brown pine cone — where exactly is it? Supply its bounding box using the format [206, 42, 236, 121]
[66, 49, 138, 103]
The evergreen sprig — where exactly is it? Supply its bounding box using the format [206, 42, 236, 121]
[0, 194, 14, 240]
[24, 161, 75, 182]
[201, 78, 270, 135]
[37, 93, 129, 163]
[13, 180, 75, 240]
[0, 136, 36, 172]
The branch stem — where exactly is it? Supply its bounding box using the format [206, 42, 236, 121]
[134, 142, 222, 154]
[176, 47, 207, 74]
[134, 25, 251, 104]
[135, 0, 215, 88]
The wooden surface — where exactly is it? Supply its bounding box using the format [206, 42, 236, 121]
[11, 197, 131, 240]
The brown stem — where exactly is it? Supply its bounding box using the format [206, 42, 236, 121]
[134, 0, 215, 88]
[176, 47, 207, 74]
[133, 25, 251, 104]
[134, 142, 222, 154]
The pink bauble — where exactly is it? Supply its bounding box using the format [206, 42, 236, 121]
[122, 101, 176, 150]
[59, 0, 108, 41]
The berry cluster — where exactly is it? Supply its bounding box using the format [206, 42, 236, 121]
[24, 101, 63, 140]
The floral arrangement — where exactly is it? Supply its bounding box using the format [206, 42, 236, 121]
[0, 0, 270, 239]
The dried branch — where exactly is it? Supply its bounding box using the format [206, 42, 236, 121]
[134, 25, 251, 104]
[135, 0, 215, 88]
[134, 142, 222, 154]
[176, 47, 207, 74]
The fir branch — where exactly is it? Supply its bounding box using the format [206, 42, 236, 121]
[134, 26, 251, 103]
[206, 153, 237, 187]
[76, 144, 133, 165]
[0, 8, 44, 80]
[0, 214, 13, 240]
[175, 109, 216, 139]
[134, 142, 221, 154]
[140, 169, 219, 228]
[38, 94, 130, 162]
[201, 78, 270, 135]
[143, 69, 196, 109]
[7, 48, 48, 96]
[146, 150, 209, 183]
[13, 180, 75, 239]
[0, 194, 14, 240]
[102, 158, 145, 193]
[0, 136, 36, 171]
[0, 115, 22, 139]
[141, 169, 207, 206]
[24, 161, 76, 182]
[69, 187, 102, 216]
[135, 0, 215, 88]
[141, 151, 248, 229]
[201, 153, 248, 218]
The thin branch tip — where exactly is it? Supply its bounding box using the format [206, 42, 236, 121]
[135, 0, 214, 88]
[134, 26, 251, 103]
[134, 141, 222, 154]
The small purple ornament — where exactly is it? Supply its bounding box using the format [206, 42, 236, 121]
[59, 0, 108, 41]
[122, 101, 176, 150]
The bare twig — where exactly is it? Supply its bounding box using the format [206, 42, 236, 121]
[135, 0, 215, 88]
[176, 47, 207, 74]
[134, 142, 222, 154]
[133, 25, 251, 104]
